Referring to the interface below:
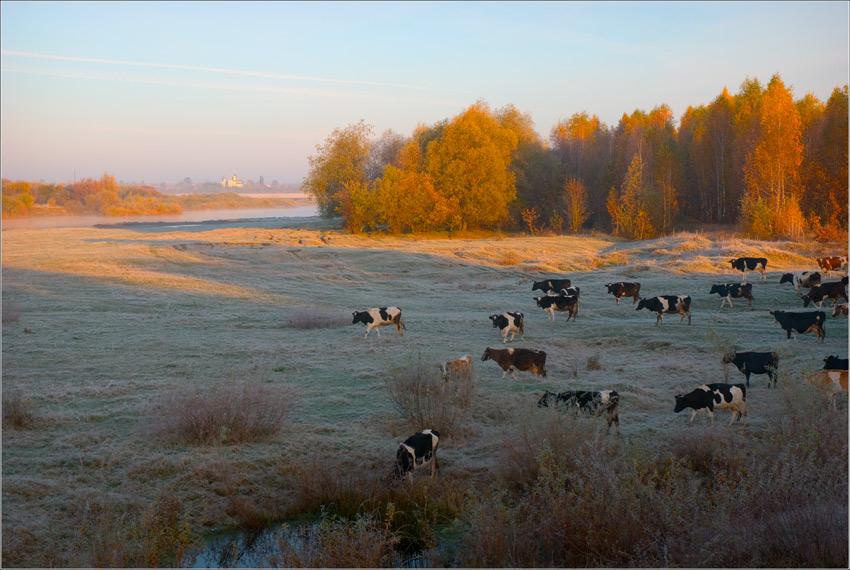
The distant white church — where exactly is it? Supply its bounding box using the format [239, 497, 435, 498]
[221, 171, 244, 188]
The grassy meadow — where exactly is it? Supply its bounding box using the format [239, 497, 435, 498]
[2, 218, 848, 567]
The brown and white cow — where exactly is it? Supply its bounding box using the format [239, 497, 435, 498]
[481, 347, 547, 380]
[806, 370, 849, 410]
[816, 256, 848, 277]
[833, 303, 848, 318]
[438, 355, 473, 380]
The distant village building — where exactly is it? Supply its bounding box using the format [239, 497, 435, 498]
[221, 171, 244, 188]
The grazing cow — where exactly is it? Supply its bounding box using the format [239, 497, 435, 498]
[481, 347, 547, 379]
[729, 257, 768, 281]
[636, 295, 692, 325]
[392, 429, 440, 482]
[806, 370, 849, 410]
[489, 311, 524, 343]
[674, 383, 748, 426]
[769, 310, 826, 343]
[823, 355, 849, 370]
[534, 294, 579, 322]
[606, 282, 641, 305]
[537, 390, 620, 434]
[801, 277, 849, 308]
[352, 307, 405, 339]
[531, 278, 571, 295]
[709, 283, 754, 309]
[722, 351, 779, 388]
[779, 271, 822, 293]
[438, 355, 473, 380]
[816, 256, 848, 277]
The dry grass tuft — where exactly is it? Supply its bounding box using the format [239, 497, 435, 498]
[151, 382, 294, 445]
[2, 306, 21, 324]
[284, 308, 350, 329]
[2, 390, 37, 430]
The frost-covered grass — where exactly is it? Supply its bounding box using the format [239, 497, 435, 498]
[2, 221, 847, 566]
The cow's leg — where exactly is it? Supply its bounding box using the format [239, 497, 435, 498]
[375, 326, 382, 338]
[510, 369, 518, 380]
[656, 313, 662, 326]
[745, 372, 751, 388]
[689, 409, 697, 423]
[616, 297, 620, 305]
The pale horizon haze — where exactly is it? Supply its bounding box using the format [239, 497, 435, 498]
[1, 1, 848, 186]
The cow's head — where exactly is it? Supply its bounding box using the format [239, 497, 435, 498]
[673, 394, 687, 413]
[721, 351, 737, 365]
[801, 294, 814, 307]
[635, 299, 649, 311]
[531, 281, 546, 292]
[779, 273, 794, 284]
[537, 391, 557, 408]
[709, 284, 723, 295]
[481, 348, 493, 362]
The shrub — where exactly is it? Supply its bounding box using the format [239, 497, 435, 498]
[2, 390, 37, 430]
[586, 354, 602, 370]
[152, 382, 294, 445]
[68, 491, 196, 568]
[383, 355, 474, 436]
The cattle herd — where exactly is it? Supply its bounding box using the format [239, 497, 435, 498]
[351, 254, 849, 482]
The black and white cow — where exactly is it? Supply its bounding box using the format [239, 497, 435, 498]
[489, 311, 524, 343]
[531, 279, 571, 295]
[392, 429, 440, 482]
[801, 277, 849, 308]
[729, 257, 768, 281]
[481, 347, 547, 379]
[769, 310, 826, 343]
[823, 355, 849, 371]
[722, 351, 779, 388]
[779, 271, 822, 293]
[674, 383, 748, 425]
[606, 282, 641, 305]
[352, 307, 405, 339]
[709, 283, 754, 309]
[534, 294, 579, 322]
[636, 295, 691, 325]
[537, 390, 620, 434]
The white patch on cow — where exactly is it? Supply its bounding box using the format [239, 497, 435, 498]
[658, 297, 670, 312]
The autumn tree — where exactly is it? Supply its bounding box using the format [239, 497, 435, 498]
[375, 165, 450, 233]
[497, 104, 562, 229]
[741, 74, 803, 238]
[563, 178, 591, 234]
[303, 120, 373, 218]
[425, 101, 518, 230]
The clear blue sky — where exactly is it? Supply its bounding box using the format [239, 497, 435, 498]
[1, 1, 847, 185]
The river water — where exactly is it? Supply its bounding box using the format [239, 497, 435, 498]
[1, 204, 320, 231]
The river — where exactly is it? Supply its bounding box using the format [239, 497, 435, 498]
[1, 204, 320, 231]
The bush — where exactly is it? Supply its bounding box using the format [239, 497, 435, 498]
[152, 382, 294, 445]
[383, 355, 475, 436]
[2, 390, 37, 430]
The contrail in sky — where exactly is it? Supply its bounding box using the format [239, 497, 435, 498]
[1, 49, 455, 92]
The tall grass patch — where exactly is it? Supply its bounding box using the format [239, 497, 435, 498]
[151, 381, 294, 445]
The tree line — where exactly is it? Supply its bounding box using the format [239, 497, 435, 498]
[303, 74, 848, 241]
[1, 173, 294, 217]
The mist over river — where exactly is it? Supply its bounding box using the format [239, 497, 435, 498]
[1, 204, 320, 231]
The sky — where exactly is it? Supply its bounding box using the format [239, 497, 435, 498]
[1, 1, 848, 186]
